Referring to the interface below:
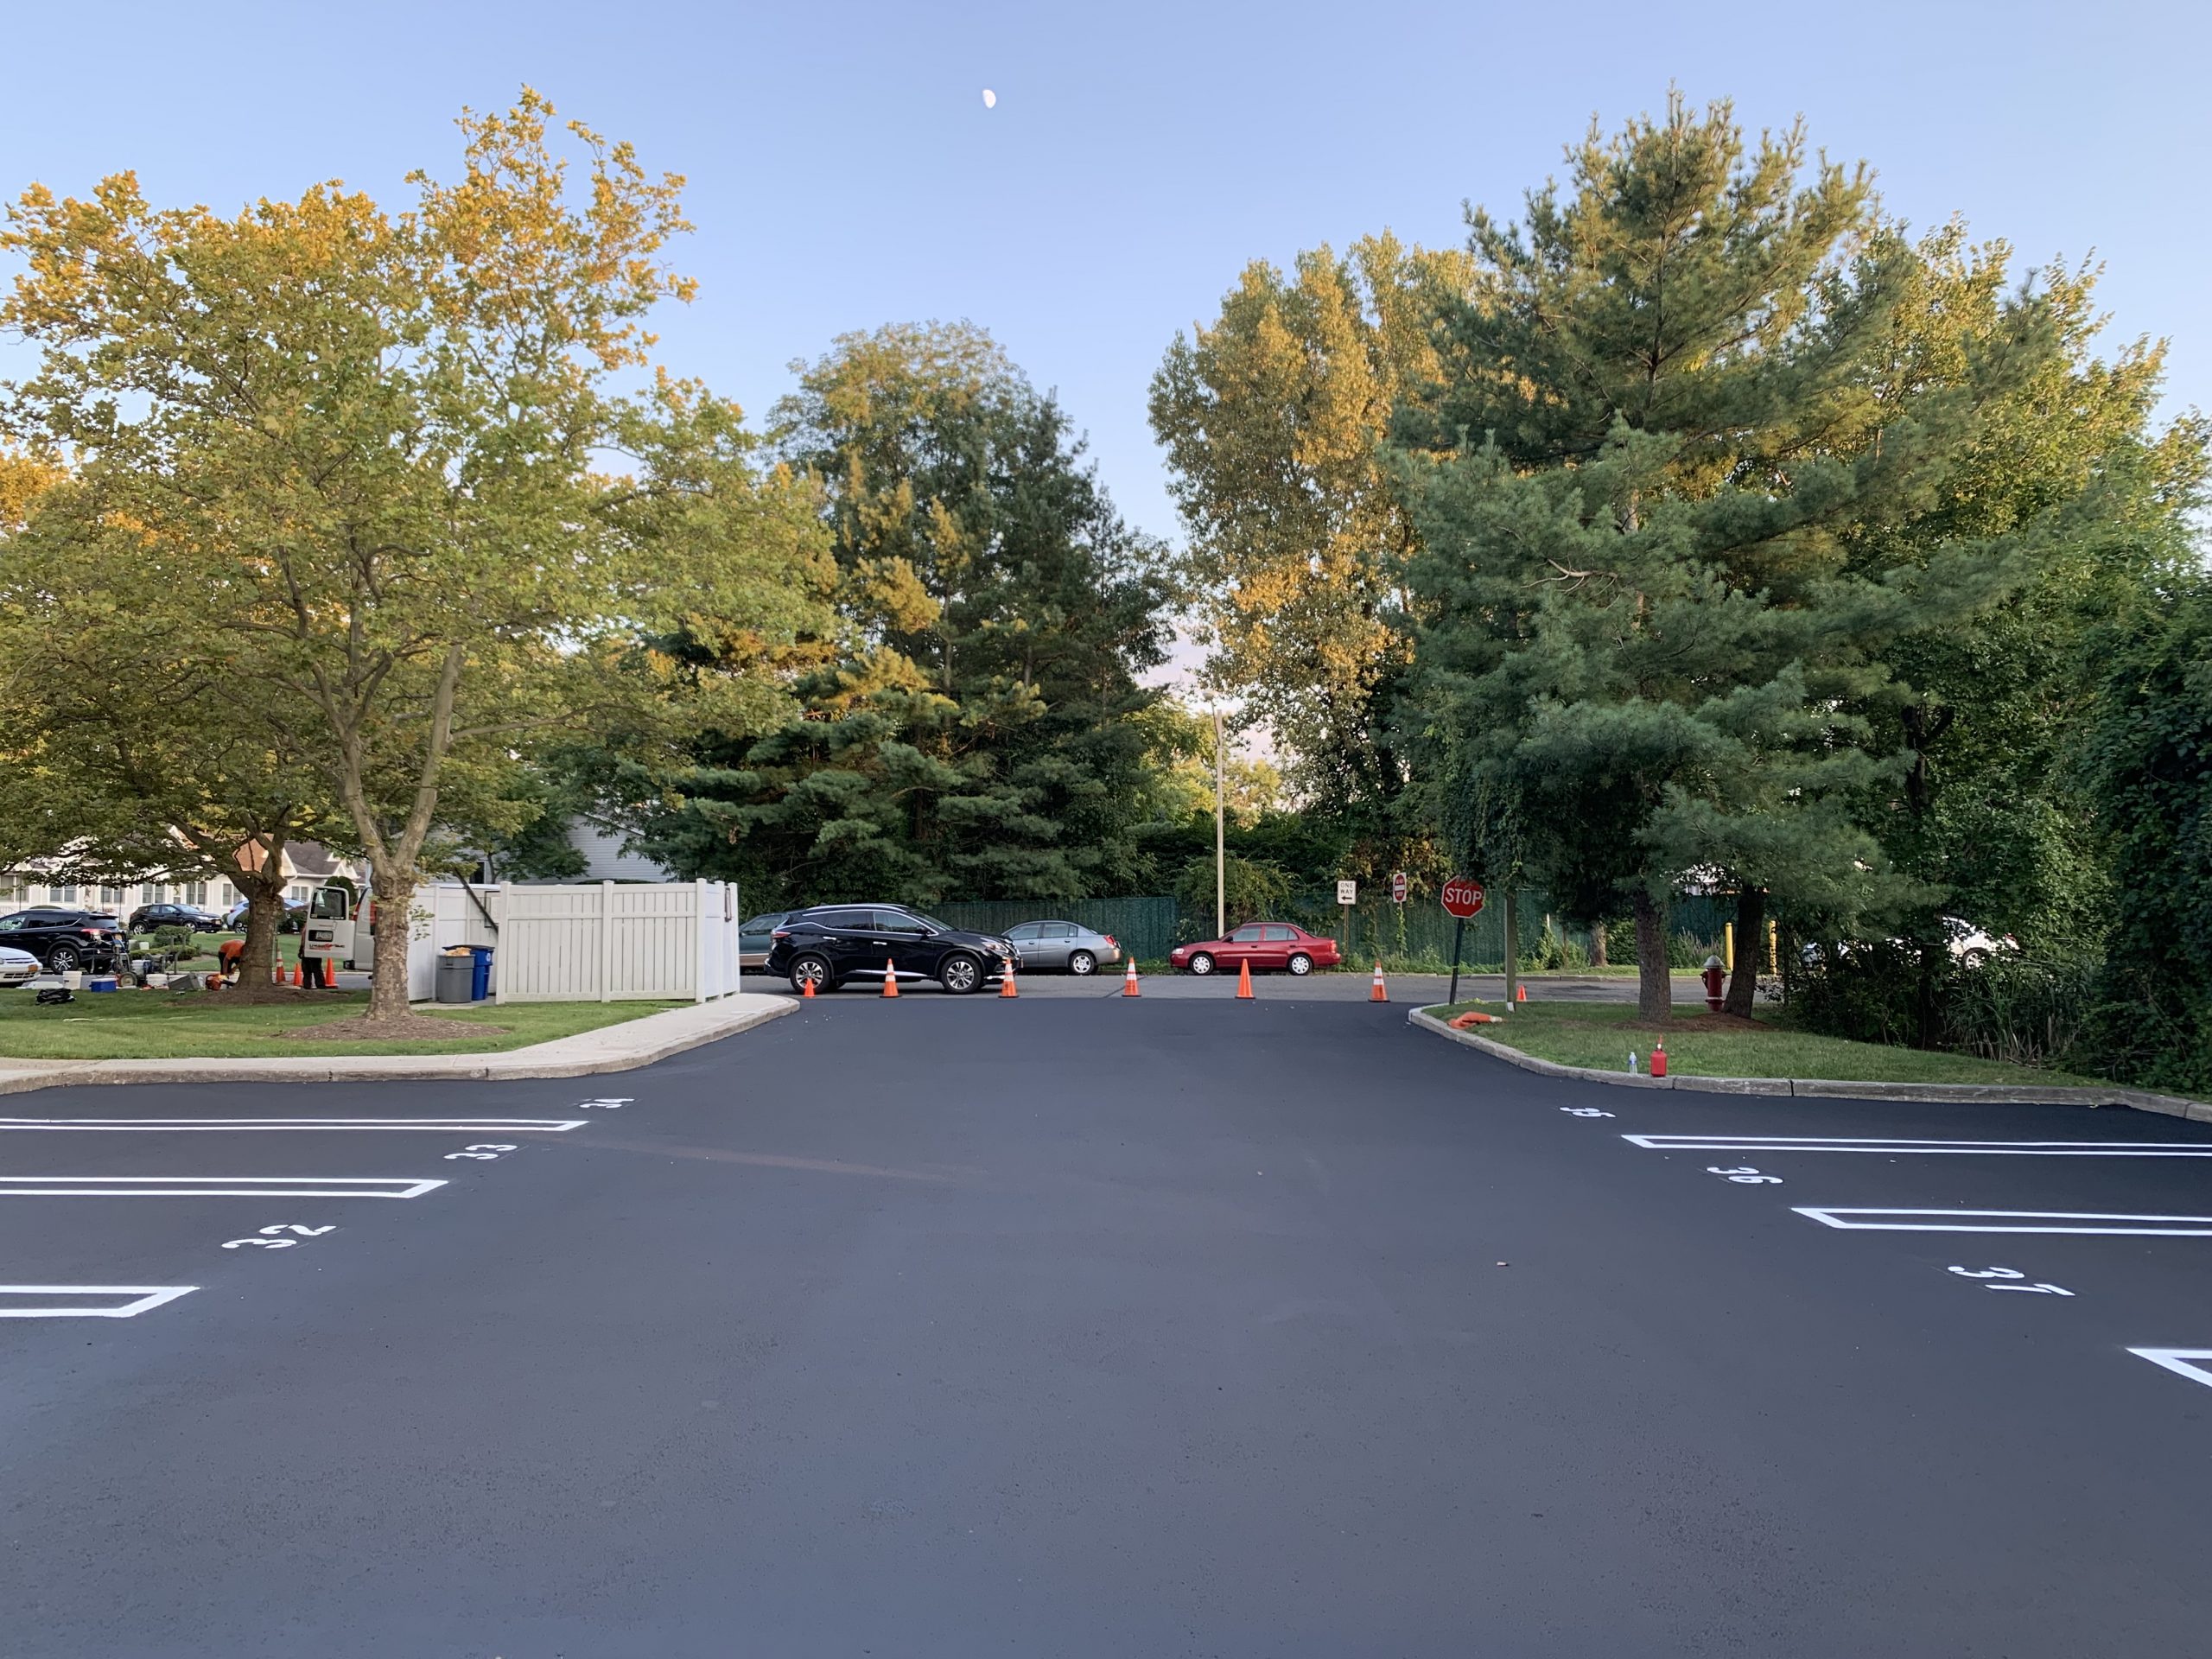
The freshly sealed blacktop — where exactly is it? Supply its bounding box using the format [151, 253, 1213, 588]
[3, 990, 2208, 1655]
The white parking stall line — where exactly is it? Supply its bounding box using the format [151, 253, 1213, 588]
[2128, 1349, 2212, 1390]
[1628, 1135, 2212, 1158]
[0, 1118, 587, 1133]
[0, 1286, 198, 1319]
[0, 1177, 448, 1199]
[1795, 1207, 2212, 1236]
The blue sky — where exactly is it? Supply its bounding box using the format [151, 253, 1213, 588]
[5, 0, 2208, 548]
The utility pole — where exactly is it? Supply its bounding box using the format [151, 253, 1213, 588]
[1213, 706, 1226, 938]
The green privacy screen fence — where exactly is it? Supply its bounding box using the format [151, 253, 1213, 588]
[930, 896, 1183, 963]
[931, 891, 1737, 969]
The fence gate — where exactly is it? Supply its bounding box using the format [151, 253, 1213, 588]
[493, 880, 739, 1004]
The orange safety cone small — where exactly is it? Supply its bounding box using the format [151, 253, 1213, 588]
[290, 963, 302, 987]
[1651, 1042, 1668, 1078]
[1370, 962, 1389, 1002]
[1122, 957, 1141, 997]
[1000, 959, 1018, 998]
[1236, 960, 1254, 1000]
[881, 958, 899, 998]
[1516, 982, 1528, 1003]
[801, 974, 815, 1000]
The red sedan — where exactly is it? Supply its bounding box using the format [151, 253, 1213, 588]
[1168, 921, 1343, 977]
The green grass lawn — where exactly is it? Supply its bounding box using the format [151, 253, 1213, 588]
[1424, 998, 2111, 1088]
[0, 989, 683, 1059]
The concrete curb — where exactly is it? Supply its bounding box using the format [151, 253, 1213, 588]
[0, 995, 796, 1097]
[1407, 1007, 2212, 1122]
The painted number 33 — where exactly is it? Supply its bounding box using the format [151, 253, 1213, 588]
[222, 1224, 337, 1250]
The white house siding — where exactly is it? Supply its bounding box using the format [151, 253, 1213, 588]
[559, 820, 675, 884]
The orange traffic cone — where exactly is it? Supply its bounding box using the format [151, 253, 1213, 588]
[1516, 982, 1528, 1003]
[290, 963, 302, 988]
[1236, 960, 1254, 1000]
[881, 958, 899, 998]
[1000, 959, 1018, 998]
[1122, 957, 1140, 997]
[801, 974, 815, 999]
[1370, 962, 1389, 1002]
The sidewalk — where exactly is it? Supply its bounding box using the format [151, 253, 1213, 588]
[0, 994, 794, 1097]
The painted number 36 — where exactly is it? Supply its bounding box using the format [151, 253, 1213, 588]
[1707, 1165, 1783, 1185]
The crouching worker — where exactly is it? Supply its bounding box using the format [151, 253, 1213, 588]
[215, 937, 246, 985]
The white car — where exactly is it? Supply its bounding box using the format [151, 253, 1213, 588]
[0, 944, 41, 988]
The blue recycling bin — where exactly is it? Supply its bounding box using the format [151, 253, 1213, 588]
[467, 945, 493, 1001]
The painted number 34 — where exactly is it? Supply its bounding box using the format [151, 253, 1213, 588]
[1949, 1265, 2075, 1295]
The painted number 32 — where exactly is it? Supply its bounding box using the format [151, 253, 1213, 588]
[444, 1143, 518, 1161]
[1707, 1165, 1783, 1185]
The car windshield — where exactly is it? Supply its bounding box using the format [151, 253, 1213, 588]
[740, 913, 785, 931]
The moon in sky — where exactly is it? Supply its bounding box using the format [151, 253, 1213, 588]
[982, 88, 996, 108]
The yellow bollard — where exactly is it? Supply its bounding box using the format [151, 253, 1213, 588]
[1723, 922, 1734, 974]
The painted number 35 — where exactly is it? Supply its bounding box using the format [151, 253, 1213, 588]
[1707, 1165, 1783, 1185]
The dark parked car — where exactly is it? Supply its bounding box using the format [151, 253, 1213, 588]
[0, 907, 127, 974]
[766, 905, 1016, 995]
[127, 901, 221, 935]
[1168, 921, 1342, 977]
[738, 911, 796, 971]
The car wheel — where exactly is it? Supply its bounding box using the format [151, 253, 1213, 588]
[1069, 950, 1096, 976]
[1188, 952, 1216, 976]
[939, 954, 983, 995]
[1287, 952, 1313, 976]
[48, 943, 83, 973]
[789, 954, 833, 995]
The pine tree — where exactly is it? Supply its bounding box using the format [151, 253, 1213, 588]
[638, 324, 1170, 906]
[1395, 96, 2057, 1020]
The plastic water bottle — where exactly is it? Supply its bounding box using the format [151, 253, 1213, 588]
[1627, 1049, 1639, 1075]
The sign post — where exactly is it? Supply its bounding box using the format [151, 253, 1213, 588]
[1440, 878, 1485, 1004]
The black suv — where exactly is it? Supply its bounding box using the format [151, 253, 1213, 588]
[765, 906, 1015, 995]
[0, 908, 126, 973]
[126, 901, 220, 935]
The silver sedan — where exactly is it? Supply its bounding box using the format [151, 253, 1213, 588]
[0, 944, 41, 988]
[1003, 920, 1122, 976]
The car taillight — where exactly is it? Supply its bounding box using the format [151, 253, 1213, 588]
[771, 927, 791, 939]
[1104, 935, 1116, 948]
[82, 927, 104, 938]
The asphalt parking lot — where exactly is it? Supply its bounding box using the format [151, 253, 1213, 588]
[2, 995, 2207, 1655]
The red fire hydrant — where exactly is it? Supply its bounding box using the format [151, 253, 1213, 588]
[1701, 953, 1726, 1014]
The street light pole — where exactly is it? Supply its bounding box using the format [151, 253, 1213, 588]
[1213, 706, 1226, 938]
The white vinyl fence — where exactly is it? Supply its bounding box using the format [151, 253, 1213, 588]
[403, 880, 741, 1004]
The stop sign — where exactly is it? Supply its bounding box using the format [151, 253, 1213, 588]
[1440, 877, 1485, 918]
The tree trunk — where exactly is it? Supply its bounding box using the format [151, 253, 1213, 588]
[1633, 889, 1672, 1022]
[1724, 887, 1764, 1018]
[1589, 921, 1609, 969]
[365, 861, 416, 1024]
[238, 880, 288, 988]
